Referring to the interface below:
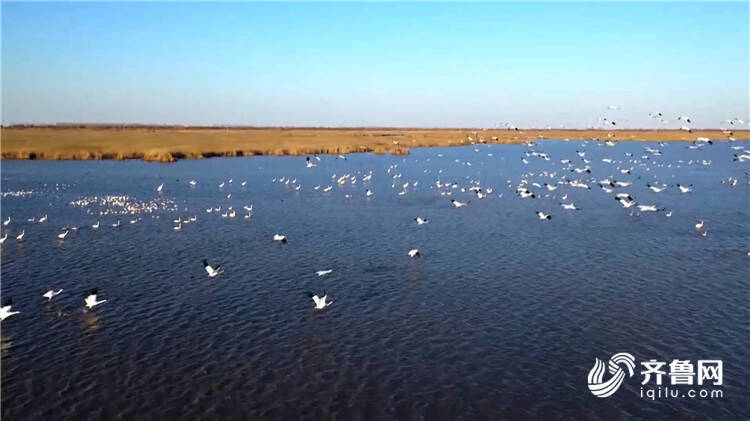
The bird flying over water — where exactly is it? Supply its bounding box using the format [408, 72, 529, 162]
[273, 234, 287, 243]
[43, 289, 63, 301]
[309, 292, 332, 310]
[0, 299, 19, 321]
[84, 289, 107, 309]
[202, 259, 223, 277]
[536, 211, 552, 220]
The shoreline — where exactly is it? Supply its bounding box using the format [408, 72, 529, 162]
[1, 127, 745, 163]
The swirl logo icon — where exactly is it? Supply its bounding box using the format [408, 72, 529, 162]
[588, 352, 636, 397]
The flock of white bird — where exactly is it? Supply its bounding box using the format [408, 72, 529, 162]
[1, 127, 748, 320]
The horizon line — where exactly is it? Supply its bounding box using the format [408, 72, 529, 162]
[2, 123, 744, 131]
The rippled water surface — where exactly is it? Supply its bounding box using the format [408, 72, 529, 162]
[2, 140, 749, 420]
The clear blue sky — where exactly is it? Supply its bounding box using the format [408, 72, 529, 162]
[2, 2, 748, 128]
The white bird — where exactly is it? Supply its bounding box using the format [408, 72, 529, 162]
[647, 183, 666, 193]
[92, 221, 100, 229]
[112, 220, 121, 228]
[415, 217, 429, 225]
[309, 292, 332, 310]
[451, 199, 467, 208]
[316, 269, 333, 277]
[637, 205, 660, 212]
[16, 230, 25, 241]
[0, 234, 6, 244]
[274, 234, 287, 243]
[84, 289, 107, 309]
[366, 189, 374, 197]
[202, 259, 223, 277]
[173, 223, 181, 231]
[545, 183, 557, 191]
[408, 249, 420, 258]
[0, 299, 19, 321]
[615, 197, 637, 208]
[157, 183, 163, 193]
[677, 184, 692, 193]
[536, 211, 552, 220]
[3, 217, 9, 226]
[38, 214, 48, 223]
[189, 180, 197, 186]
[560, 203, 580, 211]
[43, 289, 63, 301]
[665, 211, 673, 217]
[695, 220, 704, 230]
[57, 230, 69, 240]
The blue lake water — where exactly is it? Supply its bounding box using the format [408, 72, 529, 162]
[1, 140, 748, 420]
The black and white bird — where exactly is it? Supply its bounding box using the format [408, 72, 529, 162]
[408, 249, 420, 258]
[451, 199, 467, 208]
[316, 269, 333, 277]
[202, 259, 223, 277]
[43, 289, 63, 301]
[536, 211, 552, 220]
[647, 183, 666, 193]
[273, 234, 287, 243]
[57, 229, 69, 240]
[84, 289, 107, 309]
[308, 292, 332, 310]
[560, 203, 580, 211]
[0, 299, 20, 321]
[415, 217, 429, 225]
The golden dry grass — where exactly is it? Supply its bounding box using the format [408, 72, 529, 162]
[1, 126, 745, 162]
